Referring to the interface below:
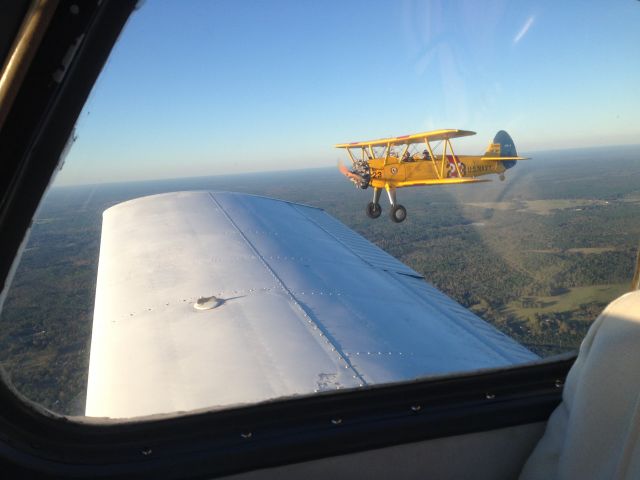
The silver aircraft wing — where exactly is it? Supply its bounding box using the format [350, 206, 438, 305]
[86, 191, 537, 418]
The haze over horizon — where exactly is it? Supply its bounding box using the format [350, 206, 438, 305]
[54, 142, 640, 189]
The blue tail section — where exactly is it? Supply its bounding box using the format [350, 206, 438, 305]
[492, 130, 517, 169]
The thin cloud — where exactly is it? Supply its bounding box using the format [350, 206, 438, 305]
[513, 16, 535, 44]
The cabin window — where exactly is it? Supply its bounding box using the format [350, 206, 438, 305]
[1, 0, 639, 419]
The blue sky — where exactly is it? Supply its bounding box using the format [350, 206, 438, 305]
[56, 0, 640, 185]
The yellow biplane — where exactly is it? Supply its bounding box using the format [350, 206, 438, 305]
[337, 129, 527, 222]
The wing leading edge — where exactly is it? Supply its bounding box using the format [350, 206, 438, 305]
[86, 191, 537, 418]
[335, 129, 476, 148]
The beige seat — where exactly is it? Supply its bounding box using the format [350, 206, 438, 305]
[520, 290, 640, 480]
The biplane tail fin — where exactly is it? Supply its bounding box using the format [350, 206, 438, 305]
[483, 130, 521, 168]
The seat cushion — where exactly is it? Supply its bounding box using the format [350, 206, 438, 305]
[520, 291, 640, 480]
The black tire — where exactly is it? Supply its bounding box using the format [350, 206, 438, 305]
[366, 202, 382, 219]
[390, 204, 407, 223]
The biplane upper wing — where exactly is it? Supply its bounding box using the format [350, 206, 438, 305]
[86, 192, 537, 418]
[335, 129, 476, 148]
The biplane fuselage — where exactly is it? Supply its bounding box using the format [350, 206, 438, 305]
[337, 129, 527, 223]
[366, 154, 507, 189]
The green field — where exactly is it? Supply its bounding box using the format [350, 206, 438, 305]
[527, 247, 618, 255]
[505, 283, 629, 323]
[466, 198, 612, 216]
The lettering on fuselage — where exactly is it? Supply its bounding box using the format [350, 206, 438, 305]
[467, 164, 494, 174]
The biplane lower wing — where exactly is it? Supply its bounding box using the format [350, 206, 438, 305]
[399, 178, 491, 187]
[86, 192, 537, 418]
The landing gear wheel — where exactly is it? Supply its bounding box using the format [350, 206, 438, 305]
[390, 204, 407, 223]
[366, 202, 382, 219]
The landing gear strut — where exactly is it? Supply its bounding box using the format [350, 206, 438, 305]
[365, 186, 407, 223]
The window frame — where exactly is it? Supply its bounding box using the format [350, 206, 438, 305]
[0, 357, 571, 478]
[0, 1, 573, 477]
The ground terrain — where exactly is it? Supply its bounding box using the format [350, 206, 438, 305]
[1, 144, 639, 414]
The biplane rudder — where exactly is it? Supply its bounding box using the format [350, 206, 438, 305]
[485, 130, 517, 169]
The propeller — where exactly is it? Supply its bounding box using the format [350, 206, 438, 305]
[338, 160, 365, 185]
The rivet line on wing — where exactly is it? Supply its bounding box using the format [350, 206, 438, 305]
[208, 193, 368, 386]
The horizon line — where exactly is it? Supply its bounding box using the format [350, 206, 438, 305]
[53, 142, 640, 189]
